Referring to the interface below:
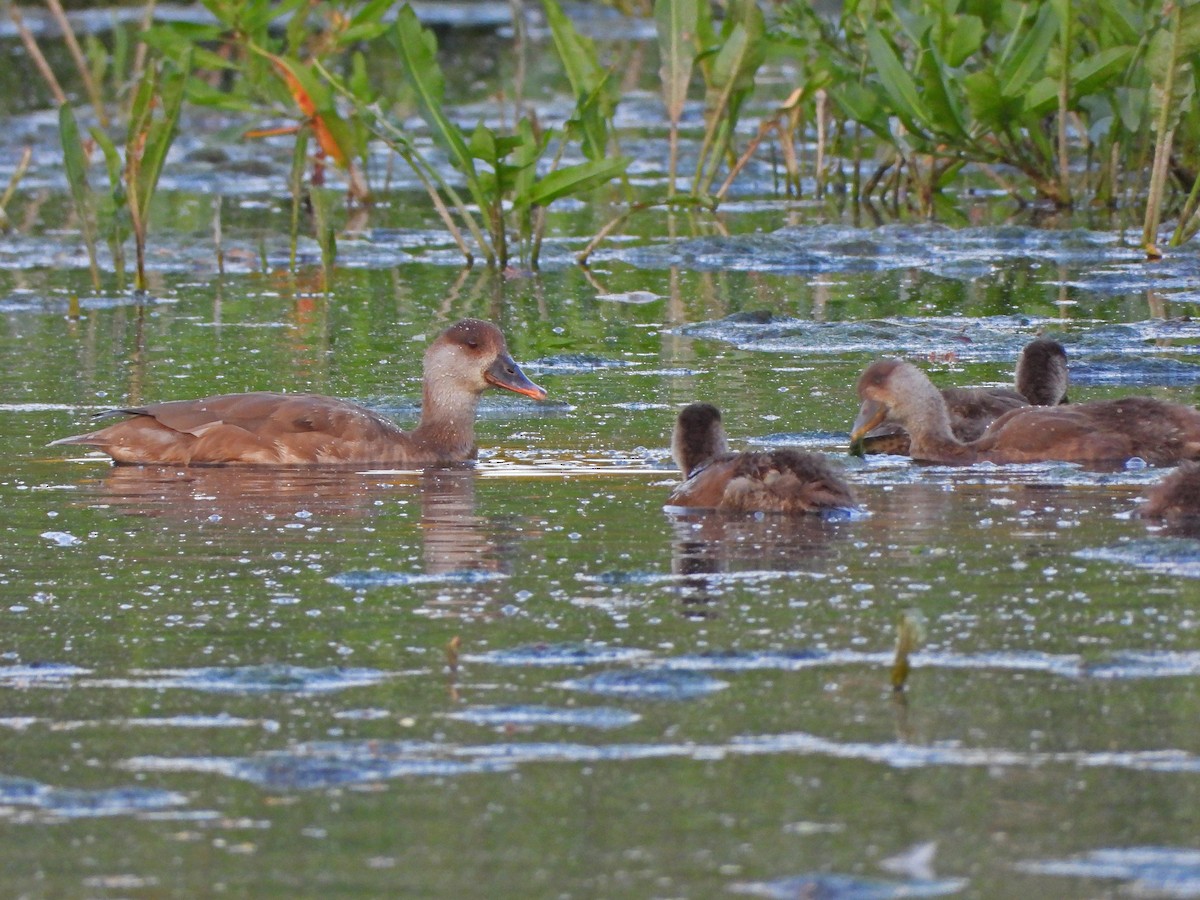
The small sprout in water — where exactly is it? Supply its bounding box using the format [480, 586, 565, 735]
[446, 635, 461, 672]
[891, 609, 927, 693]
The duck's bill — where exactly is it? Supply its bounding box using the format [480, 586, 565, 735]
[848, 399, 889, 449]
[486, 355, 548, 401]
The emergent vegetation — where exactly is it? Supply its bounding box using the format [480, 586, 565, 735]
[10, 0, 1200, 276]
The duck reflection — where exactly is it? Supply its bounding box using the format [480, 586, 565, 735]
[667, 510, 849, 617]
[87, 464, 517, 579]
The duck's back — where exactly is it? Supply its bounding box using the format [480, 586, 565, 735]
[977, 397, 1200, 465]
[1142, 461, 1200, 520]
[670, 449, 854, 514]
[53, 392, 416, 466]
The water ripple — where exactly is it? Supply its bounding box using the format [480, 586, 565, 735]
[463, 642, 652, 666]
[327, 569, 507, 590]
[89, 665, 392, 694]
[1075, 538, 1200, 578]
[560, 669, 729, 700]
[729, 873, 968, 898]
[1015, 847, 1200, 897]
[0, 774, 186, 819]
[446, 705, 641, 729]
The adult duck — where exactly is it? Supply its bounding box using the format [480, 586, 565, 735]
[852, 337, 1070, 456]
[667, 403, 856, 513]
[1140, 462, 1200, 521]
[51, 319, 547, 466]
[850, 358, 1200, 466]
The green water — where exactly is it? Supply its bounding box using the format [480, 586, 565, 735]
[0, 259, 1197, 898]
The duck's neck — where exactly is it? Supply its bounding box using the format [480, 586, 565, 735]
[406, 380, 483, 462]
[897, 379, 977, 464]
[675, 428, 728, 479]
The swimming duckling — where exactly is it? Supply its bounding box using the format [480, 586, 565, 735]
[852, 337, 1069, 456]
[1140, 461, 1200, 521]
[668, 403, 856, 514]
[851, 358, 1200, 466]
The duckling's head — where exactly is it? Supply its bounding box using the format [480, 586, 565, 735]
[672, 403, 729, 478]
[425, 319, 546, 401]
[1016, 337, 1069, 406]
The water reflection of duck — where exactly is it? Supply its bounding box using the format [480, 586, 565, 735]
[1141, 462, 1200, 522]
[852, 337, 1070, 456]
[851, 358, 1200, 466]
[667, 403, 856, 514]
[93, 464, 515, 576]
[50, 319, 546, 466]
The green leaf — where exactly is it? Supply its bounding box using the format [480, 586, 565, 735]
[655, 0, 698, 124]
[58, 105, 94, 228]
[865, 25, 930, 133]
[527, 156, 630, 206]
[943, 14, 984, 67]
[828, 82, 892, 142]
[919, 42, 967, 139]
[1023, 46, 1134, 116]
[133, 52, 191, 227]
[389, 6, 484, 208]
[58, 104, 100, 286]
[542, 0, 615, 160]
[997, 3, 1058, 98]
[963, 70, 1022, 129]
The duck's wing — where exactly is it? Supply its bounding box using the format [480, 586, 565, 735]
[977, 398, 1200, 465]
[942, 387, 1028, 441]
[53, 392, 411, 465]
[667, 457, 741, 509]
[722, 450, 856, 514]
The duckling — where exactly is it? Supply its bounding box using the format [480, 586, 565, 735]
[668, 403, 856, 514]
[852, 337, 1069, 456]
[51, 319, 546, 466]
[1140, 461, 1200, 521]
[851, 359, 1200, 466]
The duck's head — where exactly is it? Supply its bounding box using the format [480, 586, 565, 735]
[849, 359, 947, 451]
[426, 319, 547, 401]
[671, 402, 729, 478]
[1016, 337, 1069, 406]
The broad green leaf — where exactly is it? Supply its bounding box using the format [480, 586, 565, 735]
[866, 26, 930, 133]
[58, 104, 100, 286]
[997, 3, 1058, 97]
[919, 43, 967, 139]
[1023, 46, 1134, 116]
[963, 70, 1022, 129]
[58, 105, 94, 227]
[828, 82, 892, 142]
[655, 0, 698, 124]
[133, 52, 191, 226]
[542, 0, 614, 160]
[943, 14, 984, 67]
[709, 18, 765, 98]
[527, 156, 630, 206]
[389, 6, 483, 208]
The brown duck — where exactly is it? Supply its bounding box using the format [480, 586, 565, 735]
[51, 319, 547, 466]
[852, 337, 1070, 456]
[850, 358, 1200, 466]
[1141, 462, 1200, 521]
[667, 403, 856, 514]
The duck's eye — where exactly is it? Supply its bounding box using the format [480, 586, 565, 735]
[466, 339, 479, 349]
